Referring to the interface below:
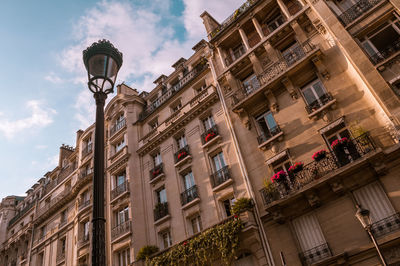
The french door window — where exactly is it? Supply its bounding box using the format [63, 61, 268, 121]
[242, 73, 260, 95]
[212, 152, 226, 172]
[153, 152, 162, 166]
[301, 79, 330, 112]
[115, 172, 126, 188]
[183, 171, 196, 190]
[203, 116, 215, 131]
[256, 111, 279, 142]
[157, 188, 167, 204]
[176, 135, 187, 149]
[116, 206, 129, 225]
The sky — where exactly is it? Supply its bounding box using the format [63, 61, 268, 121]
[0, 0, 245, 199]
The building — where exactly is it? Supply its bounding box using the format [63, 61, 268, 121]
[1, 0, 400, 265]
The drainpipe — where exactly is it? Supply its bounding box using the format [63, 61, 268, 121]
[207, 50, 275, 266]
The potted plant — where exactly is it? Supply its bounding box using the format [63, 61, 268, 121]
[204, 131, 216, 143]
[312, 150, 327, 162]
[288, 162, 303, 174]
[177, 150, 187, 160]
[330, 137, 349, 150]
[152, 168, 161, 178]
[270, 170, 287, 183]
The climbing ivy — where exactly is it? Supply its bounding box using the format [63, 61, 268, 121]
[148, 217, 243, 266]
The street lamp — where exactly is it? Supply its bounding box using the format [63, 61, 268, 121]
[83, 39, 123, 266]
[355, 205, 387, 266]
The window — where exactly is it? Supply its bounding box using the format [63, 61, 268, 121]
[117, 248, 131, 266]
[153, 152, 162, 166]
[255, 111, 279, 142]
[361, 17, 400, 64]
[84, 136, 93, 153]
[59, 237, 66, 254]
[37, 252, 44, 266]
[39, 226, 45, 239]
[83, 221, 90, 241]
[301, 79, 330, 112]
[325, 128, 360, 164]
[202, 116, 215, 131]
[191, 215, 203, 234]
[232, 43, 245, 60]
[84, 164, 92, 176]
[212, 152, 226, 172]
[273, 160, 292, 173]
[171, 100, 182, 113]
[176, 135, 187, 150]
[116, 206, 129, 225]
[156, 188, 167, 204]
[242, 73, 260, 95]
[60, 210, 66, 223]
[195, 83, 207, 94]
[114, 137, 126, 153]
[82, 190, 90, 204]
[266, 13, 285, 32]
[149, 119, 158, 130]
[115, 171, 126, 188]
[292, 213, 331, 264]
[160, 230, 172, 249]
[353, 182, 398, 237]
[183, 171, 196, 190]
[222, 197, 235, 217]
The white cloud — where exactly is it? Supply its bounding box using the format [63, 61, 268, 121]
[44, 72, 63, 84]
[74, 89, 95, 129]
[0, 100, 56, 139]
[35, 145, 48, 150]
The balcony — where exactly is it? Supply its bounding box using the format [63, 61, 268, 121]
[78, 199, 91, 211]
[260, 133, 375, 207]
[304, 92, 336, 115]
[111, 220, 131, 240]
[180, 185, 199, 206]
[285, 0, 303, 16]
[174, 145, 191, 167]
[8, 201, 35, 227]
[56, 252, 65, 263]
[371, 213, 400, 238]
[78, 234, 89, 248]
[201, 125, 220, 147]
[154, 202, 169, 222]
[300, 243, 332, 265]
[111, 181, 129, 201]
[35, 187, 72, 223]
[338, 0, 383, 26]
[225, 45, 247, 66]
[257, 125, 283, 148]
[82, 143, 93, 158]
[150, 163, 164, 184]
[110, 118, 126, 137]
[210, 166, 232, 188]
[367, 38, 400, 65]
[138, 61, 208, 121]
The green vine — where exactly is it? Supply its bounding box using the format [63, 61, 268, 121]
[148, 218, 243, 266]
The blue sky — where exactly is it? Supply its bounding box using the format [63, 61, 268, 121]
[0, 0, 244, 199]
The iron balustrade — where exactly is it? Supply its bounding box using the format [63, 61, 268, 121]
[368, 38, 400, 65]
[111, 181, 128, 200]
[150, 163, 164, 180]
[79, 199, 91, 211]
[82, 143, 93, 157]
[56, 251, 65, 262]
[180, 185, 199, 205]
[304, 92, 335, 114]
[210, 166, 231, 188]
[111, 220, 131, 240]
[300, 243, 332, 265]
[8, 201, 35, 227]
[110, 118, 126, 136]
[338, 0, 382, 26]
[260, 133, 375, 206]
[254, 40, 315, 95]
[209, 0, 259, 38]
[138, 61, 208, 121]
[371, 213, 400, 238]
[243, 76, 261, 95]
[201, 125, 219, 145]
[257, 125, 282, 145]
[154, 202, 169, 221]
[174, 145, 190, 163]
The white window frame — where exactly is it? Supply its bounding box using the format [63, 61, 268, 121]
[116, 206, 129, 225]
[183, 171, 196, 190]
[114, 136, 126, 153]
[212, 151, 226, 172]
[116, 247, 130, 266]
[301, 79, 328, 106]
[203, 115, 215, 131]
[191, 215, 203, 235]
[176, 135, 187, 149]
[160, 230, 172, 249]
[153, 152, 162, 166]
[156, 188, 167, 204]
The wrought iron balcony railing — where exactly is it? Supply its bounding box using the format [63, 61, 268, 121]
[181, 185, 199, 206]
[367, 38, 400, 65]
[56, 251, 65, 262]
[111, 181, 129, 200]
[78, 199, 91, 211]
[8, 201, 35, 227]
[82, 143, 93, 157]
[210, 166, 231, 188]
[257, 125, 282, 145]
[154, 202, 169, 221]
[174, 145, 190, 163]
[110, 118, 126, 137]
[304, 92, 335, 114]
[242, 76, 261, 95]
[371, 213, 400, 238]
[111, 220, 131, 240]
[260, 133, 375, 206]
[201, 125, 219, 145]
[150, 163, 164, 181]
[300, 243, 332, 265]
[338, 0, 382, 26]
[138, 61, 208, 121]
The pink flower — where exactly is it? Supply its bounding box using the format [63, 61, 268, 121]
[271, 170, 287, 183]
[205, 132, 216, 142]
[288, 162, 303, 172]
[330, 138, 349, 149]
[312, 150, 326, 161]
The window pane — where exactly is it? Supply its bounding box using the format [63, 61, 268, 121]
[370, 26, 400, 51]
[302, 87, 317, 105]
[312, 81, 326, 98]
[265, 113, 277, 130]
[184, 172, 195, 189]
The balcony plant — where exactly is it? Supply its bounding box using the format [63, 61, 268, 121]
[151, 168, 161, 178]
[177, 150, 188, 161]
[312, 150, 326, 162]
[270, 170, 287, 183]
[231, 198, 253, 215]
[149, 218, 243, 266]
[204, 131, 216, 143]
[288, 162, 303, 174]
[137, 245, 159, 261]
[330, 138, 349, 150]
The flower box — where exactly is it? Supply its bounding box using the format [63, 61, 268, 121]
[312, 150, 326, 162]
[177, 151, 187, 160]
[331, 137, 349, 150]
[204, 132, 216, 143]
[288, 162, 303, 174]
[271, 170, 287, 183]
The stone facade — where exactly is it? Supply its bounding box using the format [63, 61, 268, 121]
[1, 0, 400, 265]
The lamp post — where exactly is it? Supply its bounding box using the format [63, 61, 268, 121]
[355, 205, 387, 266]
[83, 40, 123, 266]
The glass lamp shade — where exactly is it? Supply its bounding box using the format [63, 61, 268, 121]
[83, 40, 123, 94]
[355, 205, 372, 229]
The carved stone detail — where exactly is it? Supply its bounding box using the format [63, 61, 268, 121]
[305, 191, 320, 207]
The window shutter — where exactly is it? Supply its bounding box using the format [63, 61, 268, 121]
[292, 213, 326, 252]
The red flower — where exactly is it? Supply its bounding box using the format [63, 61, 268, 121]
[177, 151, 187, 160]
[312, 150, 326, 161]
[271, 170, 287, 183]
[205, 132, 216, 142]
[234, 214, 238, 219]
[330, 138, 349, 149]
[288, 162, 303, 172]
[183, 241, 188, 246]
